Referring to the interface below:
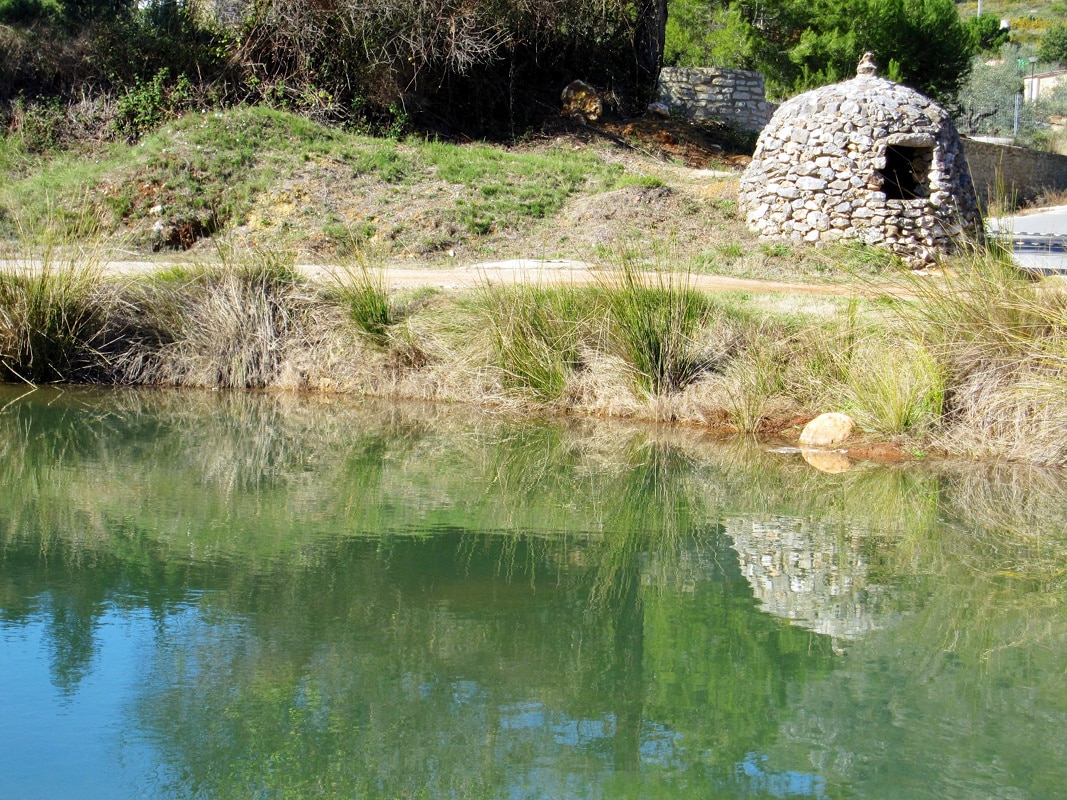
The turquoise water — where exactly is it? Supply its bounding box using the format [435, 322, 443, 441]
[1, 386, 1066, 799]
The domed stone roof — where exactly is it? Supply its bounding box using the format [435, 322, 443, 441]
[739, 54, 980, 266]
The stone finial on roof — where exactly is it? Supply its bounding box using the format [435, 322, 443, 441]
[857, 52, 878, 77]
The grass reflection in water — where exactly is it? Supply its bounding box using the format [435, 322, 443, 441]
[1, 386, 1066, 799]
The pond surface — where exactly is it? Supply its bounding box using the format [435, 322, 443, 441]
[2, 386, 1067, 799]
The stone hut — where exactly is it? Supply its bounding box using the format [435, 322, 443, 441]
[739, 54, 980, 266]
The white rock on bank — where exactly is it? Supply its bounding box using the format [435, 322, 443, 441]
[799, 412, 856, 448]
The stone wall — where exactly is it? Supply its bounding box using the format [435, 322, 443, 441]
[657, 67, 774, 133]
[963, 138, 1067, 207]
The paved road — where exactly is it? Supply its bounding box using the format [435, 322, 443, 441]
[990, 205, 1067, 275]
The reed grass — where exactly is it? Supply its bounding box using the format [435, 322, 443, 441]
[0, 242, 111, 383]
[115, 250, 316, 389]
[896, 250, 1067, 463]
[0, 232, 1065, 464]
[841, 334, 944, 435]
[327, 258, 398, 346]
[599, 262, 720, 395]
[720, 332, 791, 433]
[468, 283, 595, 401]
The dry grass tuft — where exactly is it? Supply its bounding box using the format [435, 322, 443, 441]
[898, 251, 1067, 463]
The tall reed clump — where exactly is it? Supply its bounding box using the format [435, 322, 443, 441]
[719, 323, 793, 434]
[470, 283, 595, 401]
[328, 259, 397, 347]
[900, 252, 1067, 464]
[118, 250, 315, 389]
[0, 245, 111, 384]
[600, 264, 724, 395]
[838, 332, 944, 435]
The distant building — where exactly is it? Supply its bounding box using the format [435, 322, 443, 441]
[1024, 69, 1067, 103]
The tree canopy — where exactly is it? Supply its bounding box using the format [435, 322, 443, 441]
[1039, 24, 1067, 65]
[665, 0, 976, 102]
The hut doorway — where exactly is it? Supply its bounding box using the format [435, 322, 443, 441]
[878, 144, 932, 199]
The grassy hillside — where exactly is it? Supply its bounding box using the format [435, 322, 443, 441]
[1, 106, 887, 280]
[957, 0, 1066, 46]
[0, 107, 636, 257]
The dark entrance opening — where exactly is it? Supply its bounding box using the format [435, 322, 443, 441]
[878, 145, 931, 199]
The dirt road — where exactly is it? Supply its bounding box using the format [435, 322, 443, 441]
[4, 256, 911, 299]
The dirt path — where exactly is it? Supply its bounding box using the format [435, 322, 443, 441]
[364, 260, 895, 296]
[84, 257, 908, 298]
[2, 255, 917, 303]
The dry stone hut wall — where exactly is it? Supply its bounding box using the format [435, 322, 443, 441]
[739, 57, 980, 266]
[657, 67, 775, 133]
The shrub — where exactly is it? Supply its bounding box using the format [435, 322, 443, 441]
[115, 68, 193, 140]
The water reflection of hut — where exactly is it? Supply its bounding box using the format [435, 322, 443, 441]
[724, 516, 888, 644]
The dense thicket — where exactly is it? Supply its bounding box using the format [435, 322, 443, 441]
[0, 0, 670, 136]
[1, 0, 981, 137]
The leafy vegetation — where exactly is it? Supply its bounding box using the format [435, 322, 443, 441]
[665, 0, 976, 101]
[0, 0, 660, 138]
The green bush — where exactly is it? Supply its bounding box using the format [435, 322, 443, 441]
[115, 68, 193, 140]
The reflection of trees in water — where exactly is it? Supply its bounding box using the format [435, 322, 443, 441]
[2, 387, 1067, 796]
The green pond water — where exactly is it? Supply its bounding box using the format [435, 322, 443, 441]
[2, 386, 1067, 799]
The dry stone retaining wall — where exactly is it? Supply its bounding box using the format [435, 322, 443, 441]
[963, 138, 1067, 207]
[657, 67, 774, 133]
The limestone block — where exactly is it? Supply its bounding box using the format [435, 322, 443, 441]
[561, 80, 602, 121]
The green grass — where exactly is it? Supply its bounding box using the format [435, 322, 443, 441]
[0, 244, 110, 383]
[600, 262, 719, 395]
[469, 283, 596, 401]
[0, 108, 632, 251]
[328, 259, 398, 346]
[419, 140, 625, 236]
